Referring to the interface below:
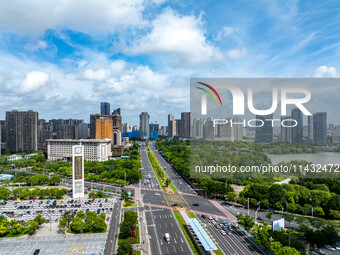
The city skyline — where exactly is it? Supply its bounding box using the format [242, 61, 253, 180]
[1, 2, 340, 125]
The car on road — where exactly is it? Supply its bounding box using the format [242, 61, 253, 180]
[33, 249, 40, 255]
[226, 231, 232, 236]
[325, 245, 336, 251]
[192, 203, 199, 206]
[164, 233, 170, 242]
[257, 217, 264, 221]
[155, 193, 161, 196]
[336, 244, 340, 251]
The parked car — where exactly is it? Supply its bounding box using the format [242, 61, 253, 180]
[257, 217, 264, 221]
[325, 245, 336, 251]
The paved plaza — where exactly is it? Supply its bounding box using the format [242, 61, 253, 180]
[0, 234, 107, 255]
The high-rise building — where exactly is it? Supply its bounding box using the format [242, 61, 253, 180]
[216, 121, 234, 141]
[139, 112, 150, 140]
[291, 108, 303, 144]
[49, 119, 84, 132]
[281, 116, 292, 143]
[132, 126, 139, 132]
[0, 120, 5, 148]
[192, 118, 205, 138]
[112, 108, 121, 116]
[308, 115, 313, 140]
[203, 117, 215, 140]
[100, 102, 110, 115]
[313, 112, 327, 145]
[175, 119, 182, 137]
[181, 112, 192, 138]
[168, 114, 176, 138]
[38, 120, 53, 149]
[333, 129, 340, 144]
[255, 114, 273, 144]
[6, 110, 38, 152]
[232, 117, 243, 141]
[78, 123, 89, 139]
[90, 115, 113, 141]
[149, 124, 159, 132]
[90, 114, 122, 142]
[56, 125, 78, 139]
[122, 123, 132, 133]
[113, 129, 122, 145]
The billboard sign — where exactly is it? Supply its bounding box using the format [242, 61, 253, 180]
[272, 218, 285, 231]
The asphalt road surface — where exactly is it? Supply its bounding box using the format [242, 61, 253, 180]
[196, 214, 264, 255]
[140, 142, 193, 255]
[149, 143, 196, 195]
[104, 199, 122, 255]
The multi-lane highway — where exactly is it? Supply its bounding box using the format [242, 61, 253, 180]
[149, 143, 195, 194]
[140, 142, 193, 255]
[145, 142, 266, 255]
[197, 214, 263, 255]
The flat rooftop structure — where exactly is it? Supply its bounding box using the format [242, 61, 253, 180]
[47, 139, 111, 143]
[0, 174, 14, 181]
[188, 218, 218, 251]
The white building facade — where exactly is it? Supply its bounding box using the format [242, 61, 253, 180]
[47, 139, 112, 162]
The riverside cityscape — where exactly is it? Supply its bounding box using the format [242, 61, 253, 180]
[1, 1, 340, 255]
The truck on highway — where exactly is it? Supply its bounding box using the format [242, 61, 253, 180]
[164, 233, 170, 242]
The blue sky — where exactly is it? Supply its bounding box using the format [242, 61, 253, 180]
[0, 0, 339, 125]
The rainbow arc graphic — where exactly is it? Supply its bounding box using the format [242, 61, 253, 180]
[196, 82, 223, 106]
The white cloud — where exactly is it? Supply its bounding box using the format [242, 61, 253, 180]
[314, 65, 338, 78]
[128, 8, 222, 65]
[24, 40, 47, 51]
[227, 47, 247, 60]
[0, 0, 145, 35]
[152, 0, 167, 4]
[20, 71, 49, 93]
[82, 68, 111, 81]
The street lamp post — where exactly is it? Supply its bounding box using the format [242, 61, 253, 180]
[247, 198, 250, 216]
[255, 201, 261, 222]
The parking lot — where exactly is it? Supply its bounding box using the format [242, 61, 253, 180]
[0, 197, 118, 224]
[0, 233, 107, 255]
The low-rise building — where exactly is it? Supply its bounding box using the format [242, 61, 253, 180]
[47, 139, 112, 162]
[7, 154, 23, 161]
[25, 153, 37, 159]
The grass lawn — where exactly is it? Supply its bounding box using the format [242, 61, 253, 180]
[147, 146, 178, 192]
[123, 200, 137, 207]
[187, 212, 196, 218]
[173, 210, 200, 255]
[132, 251, 141, 255]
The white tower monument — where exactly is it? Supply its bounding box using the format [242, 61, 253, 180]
[72, 145, 84, 199]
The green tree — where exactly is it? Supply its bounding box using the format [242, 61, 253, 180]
[266, 211, 273, 221]
[70, 217, 84, 233]
[121, 190, 129, 201]
[93, 217, 107, 233]
[58, 217, 68, 232]
[226, 192, 237, 201]
[27, 220, 39, 234]
[282, 213, 295, 228]
[117, 241, 133, 255]
[49, 176, 61, 185]
[34, 214, 46, 225]
[237, 214, 254, 230]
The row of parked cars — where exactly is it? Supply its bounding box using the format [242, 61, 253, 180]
[0, 198, 115, 223]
